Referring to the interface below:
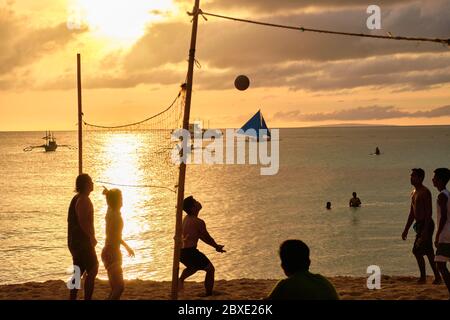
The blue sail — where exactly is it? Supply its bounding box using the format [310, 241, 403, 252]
[261, 114, 271, 138]
[238, 110, 271, 141]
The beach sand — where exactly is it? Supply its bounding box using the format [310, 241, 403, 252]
[0, 276, 448, 300]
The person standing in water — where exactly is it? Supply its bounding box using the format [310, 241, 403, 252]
[432, 168, 450, 297]
[178, 196, 226, 296]
[101, 188, 135, 300]
[349, 192, 362, 208]
[375, 147, 381, 155]
[402, 168, 441, 284]
[326, 202, 332, 210]
[67, 174, 98, 300]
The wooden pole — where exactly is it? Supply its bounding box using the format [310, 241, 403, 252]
[77, 53, 83, 175]
[171, 0, 201, 300]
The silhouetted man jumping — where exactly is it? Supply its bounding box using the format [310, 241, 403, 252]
[178, 196, 225, 296]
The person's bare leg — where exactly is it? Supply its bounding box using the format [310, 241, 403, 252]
[69, 266, 84, 300]
[204, 263, 215, 296]
[106, 269, 114, 300]
[107, 267, 124, 300]
[437, 262, 450, 296]
[84, 264, 98, 300]
[427, 253, 442, 284]
[414, 254, 427, 283]
[179, 268, 197, 291]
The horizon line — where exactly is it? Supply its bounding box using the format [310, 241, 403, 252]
[2, 123, 450, 133]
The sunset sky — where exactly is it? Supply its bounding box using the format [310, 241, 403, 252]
[0, 0, 449, 131]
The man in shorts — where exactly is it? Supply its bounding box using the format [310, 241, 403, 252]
[67, 174, 98, 300]
[178, 196, 225, 296]
[402, 168, 441, 284]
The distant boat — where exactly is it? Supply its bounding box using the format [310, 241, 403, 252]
[23, 131, 75, 152]
[238, 110, 271, 141]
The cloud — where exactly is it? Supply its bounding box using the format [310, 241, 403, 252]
[124, 22, 190, 71]
[126, 1, 450, 71]
[191, 52, 450, 92]
[201, 0, 415, 13]
[0, 4, 87, 76]
[40, 68, 185, 90]
[176, 0, 415, 13]
[273, 105, 450, 122]
[16, 0, 450, 93]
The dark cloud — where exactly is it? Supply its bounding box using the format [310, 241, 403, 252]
[176, 0, 414, 13]
[198, 2, 449, 67]
[124, 22, 190, 71]
[273, 105, 450, 122]
[126, 1, 450, 72]
[43, 47, 450, 92]
[121, 0, 449, 79]
[192, 52, 450, 91]
[20, 1, 450, 93]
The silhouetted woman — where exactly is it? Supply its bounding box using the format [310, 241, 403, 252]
[101, 188, 134, 300]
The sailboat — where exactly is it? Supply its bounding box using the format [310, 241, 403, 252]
[238, 110, 271, 142]
[23, 131, 75, 152]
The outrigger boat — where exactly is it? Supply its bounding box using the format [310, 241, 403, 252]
[23, 131, 75, 152]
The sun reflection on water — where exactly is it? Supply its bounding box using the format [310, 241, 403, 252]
[81, 126, 180, 281]
[95, 132, 157, 279]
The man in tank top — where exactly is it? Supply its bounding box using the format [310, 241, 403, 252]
[67, 174, 98, 300]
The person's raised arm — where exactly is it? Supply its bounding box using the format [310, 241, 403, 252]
[435, 193, 448, 246]
[76, 197, 97, 247]
[199, 220, 225, 252]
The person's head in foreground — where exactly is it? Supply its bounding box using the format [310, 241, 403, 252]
[103, 188, 123, 211]
[326, 202, 331, 210]
[267, 240, 339, 300]
[432, 168, 450, 190]
[183, 195, 202, 216]
[280, 240, 310, 276]
[352, 192, 357, 198]
[75, 173, 93, 195]
[410, 168, 425, 187]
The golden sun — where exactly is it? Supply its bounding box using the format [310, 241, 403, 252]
[75, 0, 176, 43]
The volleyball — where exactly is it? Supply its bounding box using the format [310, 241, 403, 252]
[234, 75, 250, 91]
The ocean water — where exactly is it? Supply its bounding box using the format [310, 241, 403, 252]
[1, 126, 450, 285]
